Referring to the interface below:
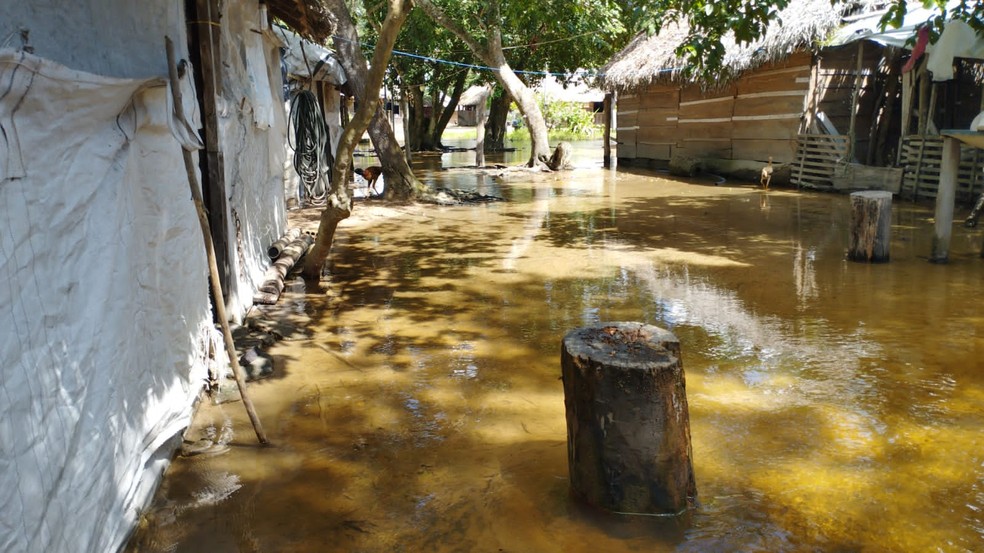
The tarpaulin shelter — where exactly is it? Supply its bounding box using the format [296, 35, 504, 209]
[0, 1, 330, 551]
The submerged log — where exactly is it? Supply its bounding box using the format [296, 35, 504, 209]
[561, 322, 697, 515]
[254, 234, 314, 305]
[848, 190, 892, 263]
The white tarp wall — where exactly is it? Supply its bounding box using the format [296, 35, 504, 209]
[214, 1, 291, 317]
[0, 1, 292, 551]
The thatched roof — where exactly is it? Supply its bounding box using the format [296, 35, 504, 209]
[600, 0, 849, 92]
[268, 0, 337, 44]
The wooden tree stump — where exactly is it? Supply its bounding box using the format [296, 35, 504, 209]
[561, 322, 697, 515]
[848, 190, 892, 263]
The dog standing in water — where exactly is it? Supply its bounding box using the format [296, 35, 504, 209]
[355, 166, 383, 196]
[760, 157, 774, 190]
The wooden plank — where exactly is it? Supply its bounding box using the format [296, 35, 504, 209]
[679, 98, 734, 120]
[640, 87, 680, 109]
[617, 142, 637, 158]
[733, 119, 800, 140]
[733, 139, 797, 163]
[675, 142, 732, 159]
[638, 106, 680, 123]
[680, 83, 734, 104]
[678, 121, 731, 140]
[733, 95, 806, 117]
[638, 125, 678, 142]
[617, 128, 638, 144]
[636, 142, 672, 160]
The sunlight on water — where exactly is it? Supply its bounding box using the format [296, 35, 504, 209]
[128, 142, 984, 553]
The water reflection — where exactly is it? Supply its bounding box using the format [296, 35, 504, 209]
[127, 140, 984, 553]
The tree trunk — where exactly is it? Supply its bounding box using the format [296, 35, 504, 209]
[431, 69, 469, 148]
[485, 45, 550, 166]
[328, 0, 424, 201]
[409, 84, 431, 151]
[416, 0, 552, 167]
[485, 88, 512, 151]
[304, 0, 413, 278]
[848, 191, 892, 263]
[562, 322, 697, 515]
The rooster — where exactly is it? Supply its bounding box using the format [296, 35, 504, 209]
[354, 166, 383, 196]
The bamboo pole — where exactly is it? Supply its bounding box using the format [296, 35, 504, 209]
[166, 36, 269, 445]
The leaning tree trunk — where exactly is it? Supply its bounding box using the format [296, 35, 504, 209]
[329, 0, 424, 201]
[305, 0, 413, 278]
[415, 0, 552, 168]
[485, 44, 551, 166]
[485, 88, 512, 151]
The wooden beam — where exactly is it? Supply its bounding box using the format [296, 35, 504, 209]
[847, 41, 864, 162]
[192, 0, 232, 309]
[603, 93, 612, 168]
[930, 136, 960, 263]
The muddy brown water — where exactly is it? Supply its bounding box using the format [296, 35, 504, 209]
[127, 141, 984, 552]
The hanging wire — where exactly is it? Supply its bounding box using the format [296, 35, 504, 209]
[288, 89, 329, 206]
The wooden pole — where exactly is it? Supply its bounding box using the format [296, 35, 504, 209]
[847, 41, 864, 162]
[603, 93, 612, 168]
[401, 82, 412, 164]
[561, 322, 696, 515]
[848, 191, 892, 263]
[931, 135, 960, 263]
[475, 88, 488, 167]
[166, 37, 269, 444]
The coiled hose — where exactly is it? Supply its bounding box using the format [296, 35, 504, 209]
[288, 90, 330, 206]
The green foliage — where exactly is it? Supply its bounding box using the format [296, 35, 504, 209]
[879, 0, 984, 41]
[539, 97, 598, 138]
[630, 0, 984, 79]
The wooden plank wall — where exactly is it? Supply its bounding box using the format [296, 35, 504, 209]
[616, 92, 640, 158]
[618, 51, 811, 165]
[813, 43, 883, 162]
[791, 134, 850, 189]
[732, 51, 812, 163]
[616, 85, 678, 161]
[899, 135, 984, 202]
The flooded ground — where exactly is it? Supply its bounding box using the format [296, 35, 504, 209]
[128, 140, 984, 552]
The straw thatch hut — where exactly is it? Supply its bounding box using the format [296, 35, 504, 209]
[601, 0, 871, 185]
[602, 0, 984, 196]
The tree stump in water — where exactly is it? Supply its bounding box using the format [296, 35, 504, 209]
[848, 190, 892, 263]
[561, 322, 697, 515]
[546, 141, 572, 171]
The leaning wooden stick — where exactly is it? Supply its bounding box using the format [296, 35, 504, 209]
[165, 36, 269, 444]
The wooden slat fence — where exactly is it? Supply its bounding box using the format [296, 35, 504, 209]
[792, 134, 849, 189]
[899, 136, 984, 203]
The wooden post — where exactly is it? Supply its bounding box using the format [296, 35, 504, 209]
[848, 191, 893, 263]
[847, 41, 864, 162]
[191, 0, 232, 307]
[475, 88, 488, 167]
[166, 37, 268, 444]
[931, 136, 961, 263]
[561, 322, 697, 516]
[603, 93, 612, 168]
[401, 87, 412, 164]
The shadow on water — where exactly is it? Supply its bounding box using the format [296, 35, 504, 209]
[127, 141, 984, 553]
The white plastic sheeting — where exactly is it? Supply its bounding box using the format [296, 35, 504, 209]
[212, 1, 291, 320]
[0, 49, 215, 553]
